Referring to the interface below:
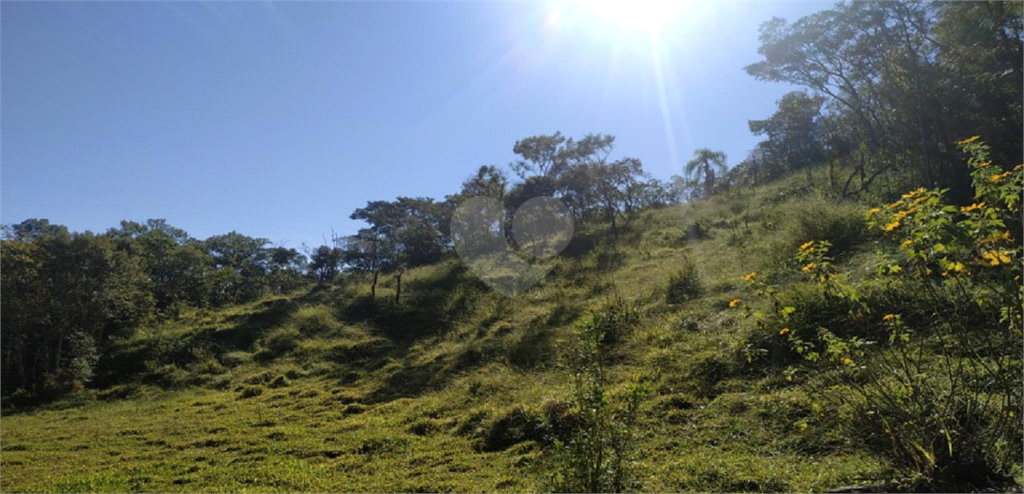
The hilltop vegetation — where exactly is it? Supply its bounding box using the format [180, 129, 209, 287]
[2, 1, 1022, 492]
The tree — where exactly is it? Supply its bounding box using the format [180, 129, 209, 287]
[749, 91, 827, 183]
[1, 226, 152, 399]
[341, 229, 392, 298]
[450, 165, 508, 202]
[744, 1, 1022, 203]
[510, 132, 615, 180]
[350, 197, 449, 270]
[267, 246, 308, 293]
[591, 158, 646, 232]
[107, 219, 211, 315]
[684, 149, 727, 198]
[203, 232, 270, 304]
[308, 245, 343, 282]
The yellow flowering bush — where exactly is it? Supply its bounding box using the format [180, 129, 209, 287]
[748, 138, 1022, 486]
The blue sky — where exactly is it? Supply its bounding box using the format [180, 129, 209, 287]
[2, 1, 833, 251]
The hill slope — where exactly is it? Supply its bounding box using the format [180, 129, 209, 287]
[2, 167, 1020, 493]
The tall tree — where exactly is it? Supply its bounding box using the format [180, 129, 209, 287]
[308, 245, 343, 282]
[203, 232, 270, 304]
[749, 91, 827, 183]
[684, 149, 728, 198]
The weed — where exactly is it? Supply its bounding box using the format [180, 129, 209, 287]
[665, 255, 703, 304]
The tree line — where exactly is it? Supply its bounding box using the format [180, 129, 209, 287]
[1, 132, 682, 401]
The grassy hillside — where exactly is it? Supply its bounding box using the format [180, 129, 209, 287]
[2, 167, 1020, 493]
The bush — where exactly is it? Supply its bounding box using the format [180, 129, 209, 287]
[748, 140, 1023, 489]
[771, 200, 868, 264]
[535, 310, 653, 493]
[238, 386, 263, 399]
[220, 351, 253, 367]
[292, 306, 342, 336]
[476, 406, 544, 452]
[261, 327, 301, 357]
[665, 257, 702, 304]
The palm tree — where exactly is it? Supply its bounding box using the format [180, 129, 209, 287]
[684, 148, 728, 198]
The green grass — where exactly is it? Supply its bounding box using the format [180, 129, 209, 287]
[0, 178, 935, 492]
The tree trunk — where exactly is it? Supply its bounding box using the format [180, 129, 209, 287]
[371, 271, 378, 299]
[395, 272, 402, 304]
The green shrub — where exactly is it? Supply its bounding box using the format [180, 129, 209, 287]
[238, 386, 263, 399]
[261, 327, 301, 357]
[749, 141, 1023, 489]
[220, 351, 253, 367]
[536, 310, 653, 493]
[292, 305, 342, 336]
[587, 296, 641, 347]
[476, 406, 544, 452]
[505, 327, 556, 369]
[665, 257, 702, 304]
[771, 200, 869, 264]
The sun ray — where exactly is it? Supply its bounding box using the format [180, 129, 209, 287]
[574, 0, 689, 34]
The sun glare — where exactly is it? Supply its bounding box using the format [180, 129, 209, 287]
[574, 0, 689, 34]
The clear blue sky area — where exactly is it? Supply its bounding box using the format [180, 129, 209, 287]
[2, 1, 833, 251]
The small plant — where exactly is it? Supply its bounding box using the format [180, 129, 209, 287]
[536, 308, 653, 493]
[666, 256, 702, 304]
[238, 386, 263, 399]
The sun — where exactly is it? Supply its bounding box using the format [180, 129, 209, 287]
[573, 0, 689, 35]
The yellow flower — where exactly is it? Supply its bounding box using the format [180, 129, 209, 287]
[901, 188, 925, 199]
[883, 314, 895, 322]
[743, 271, 757, 281]
[1015, 164, 1023, 171]
[990, 171, 1011, 182]
[960, 202, 985, 213]
[840, 357, 853, 366]
[957, 135, 980, 145]
[982, 249, 1011, 266]
[729, 298, 741, 308]
[888, 199, 904, 209]
[883, 221, 900, 232]
[779, 327, 791, 336]
[900, 239, 914, 249]
[894, 208, 917, 221]
[801, 262, 816, 272]
[799, 241, 814, 251]
[865, 207, 881, 217]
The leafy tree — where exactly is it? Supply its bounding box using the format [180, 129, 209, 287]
[107, 219, 212, 315]
[309, 245, 343, 282]
[5, 218, 69, 241]
[1, 227, 152, 399]
[684, 149, 727, 198]
[203, 232, 270, 304]
[510, 132, 615, 180]
[341, 229, 393, 298]
[749, 91, 827, 183]
[744, 1, 1022, 202]
[267, 246, 308, 293]
[350, 197, 449, 270]
[449, 165, 508, 202]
